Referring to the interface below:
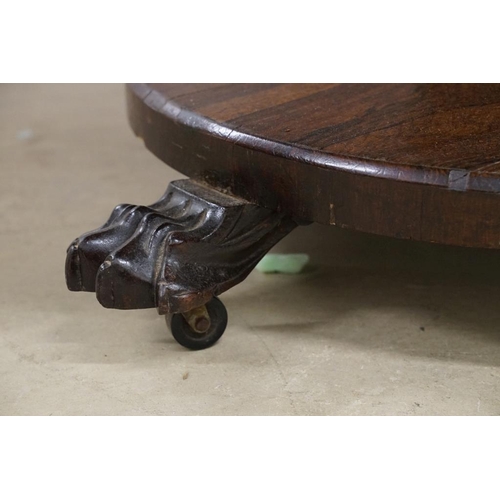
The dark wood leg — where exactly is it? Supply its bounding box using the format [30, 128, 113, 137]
[66, 179, 297, 349]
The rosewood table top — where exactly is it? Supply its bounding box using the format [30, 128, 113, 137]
[127, 83, 500, 249]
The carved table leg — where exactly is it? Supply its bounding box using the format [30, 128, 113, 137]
[66, 179, 297, 349]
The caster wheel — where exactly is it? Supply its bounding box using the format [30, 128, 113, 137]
[166, 297, 228, 350]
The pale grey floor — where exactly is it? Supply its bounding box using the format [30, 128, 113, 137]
[1, 84, 499, 415]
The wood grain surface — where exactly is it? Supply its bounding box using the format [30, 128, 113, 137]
[126, 83, 500, 249]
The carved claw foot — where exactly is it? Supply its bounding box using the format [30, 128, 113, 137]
[66, 179, 297, 349]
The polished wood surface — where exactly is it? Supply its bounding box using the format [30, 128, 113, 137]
[127, 84, 500, 249]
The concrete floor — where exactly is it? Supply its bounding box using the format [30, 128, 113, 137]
[1, 84, 499, 415]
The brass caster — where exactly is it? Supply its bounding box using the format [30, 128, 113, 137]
[166, 297, 228, 350]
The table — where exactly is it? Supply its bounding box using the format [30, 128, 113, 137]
[66, 84, 500, 349]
